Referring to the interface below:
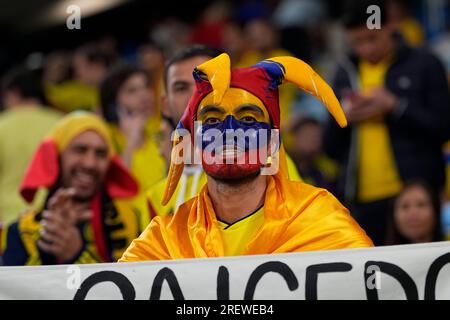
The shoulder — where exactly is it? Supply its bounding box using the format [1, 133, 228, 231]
[38, 108, 64, 121]
[280, 179, 356, 224]
[2, 209, 41, 265]
[282, 179, 341, 209]
[16, 208, 41, 231]
[399, 46, 444, 70]
[0, 110, 16, 129]
[146, 195, 199, 234]
[165, 196, 199, 228]
[280, 180, 373, 248]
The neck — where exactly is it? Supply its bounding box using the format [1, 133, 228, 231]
[207, 174, 267, 224]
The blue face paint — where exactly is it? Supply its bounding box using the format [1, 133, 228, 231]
[197, 115, 271, 152]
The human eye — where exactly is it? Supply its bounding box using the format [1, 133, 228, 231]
[239, 116, 257, 125]
[72, 145, 87, 154]
[96, 148, 108, 159]
[204, 117, 221, 126]
[173, 82, 188, 93]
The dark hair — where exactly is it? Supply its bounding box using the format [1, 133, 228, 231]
[291, 117, 321, 134]
[1, 67, 47, 105]
[342, 0, 387, 29]
[385, 179, 443, 245]
[164, 44, 223, 88]
[75, 44, 115, 68]
[100, 63, 150, 123]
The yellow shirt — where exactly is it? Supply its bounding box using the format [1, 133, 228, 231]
[286, 153, 302, 182]
[45, 80, 99, 113]
[147, 167, 207, 219]
[357, 59, 403, 202]
[110, 125, 166, 192]
[109, 125, 166, 230]
[0, 107, 62, 225]
[144, 113, 161, 140]
[218, 206, 264, 256]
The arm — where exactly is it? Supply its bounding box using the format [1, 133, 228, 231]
[324, 66, 353, 162]
[388, 53, 450, 143]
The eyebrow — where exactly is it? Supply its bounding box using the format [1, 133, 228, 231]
[198, 105, 226, 117]
[70, 143, 108, 153]
[235, 104, 265, 117]
[198, 104, 266, 118]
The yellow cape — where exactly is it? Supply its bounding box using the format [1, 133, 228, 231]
[120, 174, 373, 261]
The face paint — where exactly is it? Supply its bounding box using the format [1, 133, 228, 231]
[196, 88, 272, 180]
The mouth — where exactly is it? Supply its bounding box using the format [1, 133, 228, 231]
[216, 145, 245, 159]
[72, 170, 97, 188]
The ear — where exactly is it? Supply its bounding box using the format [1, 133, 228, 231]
[261, 129, 282, 177]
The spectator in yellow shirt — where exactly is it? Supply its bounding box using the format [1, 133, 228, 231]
[46, 44, 114, 113]
[100, 64, 166, 229]
[0, 68, 62, 227]
[326, 0, 450, 245]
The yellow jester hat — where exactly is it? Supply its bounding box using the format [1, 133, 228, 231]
[162, 53, 347, 205]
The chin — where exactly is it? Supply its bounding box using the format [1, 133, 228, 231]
[72, 188, 97, 202]
[203, 162, 261, 185]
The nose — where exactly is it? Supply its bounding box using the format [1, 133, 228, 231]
[223, 115, 234, 130]
[81, 150, 98, 169]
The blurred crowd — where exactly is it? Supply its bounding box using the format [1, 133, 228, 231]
[0, 0, 450, 266]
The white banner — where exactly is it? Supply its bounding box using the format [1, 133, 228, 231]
[1, 241, 450, 300]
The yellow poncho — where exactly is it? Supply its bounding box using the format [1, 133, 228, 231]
[120, 174, 372, 261]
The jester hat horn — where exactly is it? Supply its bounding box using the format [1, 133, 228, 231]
[161, 53, 347, 205]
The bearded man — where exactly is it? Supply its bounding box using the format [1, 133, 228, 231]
[2, 112, 141, 265]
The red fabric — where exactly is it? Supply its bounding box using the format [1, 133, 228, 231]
[91, 192, 109, 262]
[20, 141, 138, 203]
[189, 20, 226, 48]
[0, 224, 3, 255]
[180, 66, 280, 135]
[104, 154, 138, 199]
[20, 139, 59, 203]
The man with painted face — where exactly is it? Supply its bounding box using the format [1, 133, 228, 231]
[148, 45, 302, 217]
[2, 112, 141, 265]
[120, 54, 373, 261]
